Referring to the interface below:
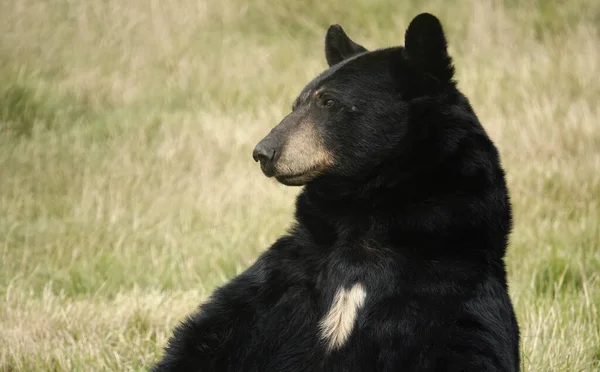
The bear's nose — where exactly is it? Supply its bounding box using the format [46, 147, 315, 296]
[252, 141, 276, 163]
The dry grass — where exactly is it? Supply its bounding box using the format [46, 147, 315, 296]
[1, 0, 599, 370]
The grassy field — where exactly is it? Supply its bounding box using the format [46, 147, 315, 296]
[1, 0, 599, 370]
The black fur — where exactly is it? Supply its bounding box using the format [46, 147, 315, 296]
[152, 13, 520, 372]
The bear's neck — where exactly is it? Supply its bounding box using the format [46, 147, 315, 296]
[295, 162, 511, 262]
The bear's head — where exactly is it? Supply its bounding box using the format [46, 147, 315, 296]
[253, 13, 459, 189]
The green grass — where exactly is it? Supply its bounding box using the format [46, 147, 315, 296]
[1, 0, 599, 370]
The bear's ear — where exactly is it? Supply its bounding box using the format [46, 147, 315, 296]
[404, 13, 454, 82]
[325, 25, 368, 67]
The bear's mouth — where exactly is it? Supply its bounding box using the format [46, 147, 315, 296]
[260, 162, 311, 186]
[257, 162, 312, 185]
[274, 167, 328, 186]
[275, 173, 311, 186]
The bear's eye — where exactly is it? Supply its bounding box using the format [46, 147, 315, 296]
[319, 98, 336, 108]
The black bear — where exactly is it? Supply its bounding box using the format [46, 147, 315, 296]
[152, 13, 520, 372]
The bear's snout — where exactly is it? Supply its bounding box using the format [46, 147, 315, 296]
[253, 136, 279, 177]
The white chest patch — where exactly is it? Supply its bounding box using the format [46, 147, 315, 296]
[319, 283, 367, 351]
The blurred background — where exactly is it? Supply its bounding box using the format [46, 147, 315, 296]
[1, 0, 598, 370]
